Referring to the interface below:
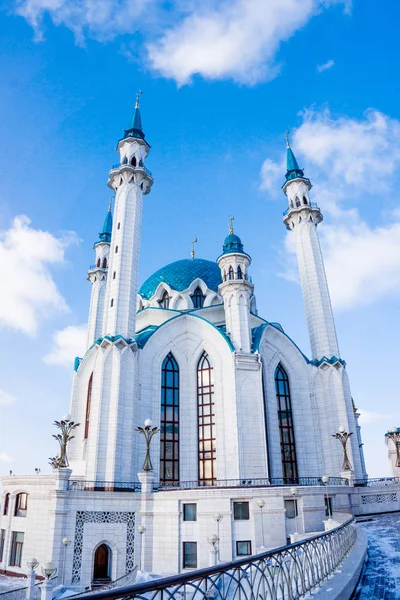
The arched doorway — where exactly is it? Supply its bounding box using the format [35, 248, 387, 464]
[93, 544, 111, 583]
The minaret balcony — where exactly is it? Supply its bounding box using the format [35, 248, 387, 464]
[282, 202, 323, 230]
[282, 201, 319, 217]
[88, 265, 107, 273]
[110, 163, 153, 180]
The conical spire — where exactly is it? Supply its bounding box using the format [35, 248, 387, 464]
[284, 131, 307, 182]
[123, 90, 145, 140]
[99, 201, 113, 243]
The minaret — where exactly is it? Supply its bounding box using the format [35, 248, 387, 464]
[217, 218, 254, 353]
[282, 134, 339, 361]
[87, 203, 112, 347]
[104, 92, 153, 338]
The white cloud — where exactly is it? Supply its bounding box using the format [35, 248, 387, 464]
[148, 0, 346, 85]
[0, 216, 77, 336]
[0, 452, 14, 463]
[357, 408, 393, 426]
[262, 108, 400, 311]
[43, 324, 88, 367]
[0, 390, 17, 407]
[12, 0, 348, 84]
[317, 59, 334, 72]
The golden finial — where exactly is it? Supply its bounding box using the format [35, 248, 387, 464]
[135, 90, 143, 109]
[229, 216, 234, 235]
[191, 237, 197, 259]
[285, 130, 291, 148]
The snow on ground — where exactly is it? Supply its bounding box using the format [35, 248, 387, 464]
[354, 511, 400, 599]
[0, 575, 27, 593]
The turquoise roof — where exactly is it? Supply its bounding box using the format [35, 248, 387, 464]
[99, 207, 113, 243]
[283, 145, 311, 186]
[139, 258, 222, 300]
[123, 105, 145, 141]
[222, 233, 244, 254]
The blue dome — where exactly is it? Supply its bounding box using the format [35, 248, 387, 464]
[222, 233, 244, 255]
[139, 258, 222, 300]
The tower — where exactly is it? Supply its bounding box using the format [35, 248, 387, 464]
[86, 203, 112, 347]
[103, 92, 153, 338]
[282, 137, 339, 361]
[217, 219, 254, 353]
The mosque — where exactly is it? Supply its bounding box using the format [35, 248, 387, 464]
[0, 99, 368, 589]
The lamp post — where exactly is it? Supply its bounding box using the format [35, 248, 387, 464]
[61, 537, 71, 586]
[138, 525, 146, 572]
[213, 513, 223, 561]
[41, 562, 57, 600]
[386, 427, 400, 468]
[290, 488, 299, 537]
[331, 426, 353, 471]
[256, 499, 266, 548]
[136, 419, 160, 471]
[26, 558, 39, 600]
[207, 534, 219, 566]
[322, 475, 331, 519]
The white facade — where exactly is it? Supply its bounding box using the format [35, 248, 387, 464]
[0, 110, 369, 590]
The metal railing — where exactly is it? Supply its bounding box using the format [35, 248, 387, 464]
[155, 477, 349, 491]
[70, 567, 139, 596]
[69, 481, 141, 492]
[74, 517, 357, 600]
[110, 164, 153, 178]
[283, 201, 318, 216]
[354, 477, 400, 487]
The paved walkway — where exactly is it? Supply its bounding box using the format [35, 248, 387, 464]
[354, 511, 400, 599]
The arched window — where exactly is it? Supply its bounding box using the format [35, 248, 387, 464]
[303, 196, 308, 205]
[191, 287, 205, 309]
[115, 246, 118, 253]
[97, 258, 101, 268]
[93, 544, 111, 582]
[228, 266, 234, 280]
[3, 493, 9, 515]
[102, 258, 107, 269]
[110, 299, 114, 307]
[85, 373, 93, 439]
[237, 265, 243, 280]
[130, 156, 137, 167]
[197, 352, 216, 485]
[160, 353, 179, 483]
[14, 493, 28, 517]
[159, 291, 170, 309]
[117, 222, 120, 230]
[275, 365, 298, 481]
[122, 156, 128, 165]
[113, 271, 116, 279]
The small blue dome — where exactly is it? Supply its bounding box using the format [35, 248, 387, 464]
[222, 233, 244, 255]
[139, 258, 222, 300]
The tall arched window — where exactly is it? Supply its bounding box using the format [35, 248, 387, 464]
[237, 265, 243, 280]
[102, 257, 107, 269]
[191, 287, 205, 309]
[275, 365, 298, 481]
[14, 493, 28, 517]
[159, 291, 170, 309]
[85, 374, 93, 439]
[197, 352, 216, 485]
[228, 266, 234, 280]
[3, 493, 9, 516]
[160, 353, 179, 483]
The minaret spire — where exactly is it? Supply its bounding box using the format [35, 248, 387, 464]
[281, 137, 339, 361]
[124, 90, 144, 140]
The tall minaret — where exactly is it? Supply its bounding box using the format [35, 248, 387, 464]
[282, 135, 339, 361]
[87, 203, 112, 347]
[104, 92, 153, 338]
[217, 219, 254, 353]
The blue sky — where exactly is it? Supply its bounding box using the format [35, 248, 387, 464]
[0, 0, 399, 478]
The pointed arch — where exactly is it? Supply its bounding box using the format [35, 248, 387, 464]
[93, 543, 112, 582]
[237, 265, 243, 280]
[275, 364, 298, 481]
[228, 266, 234, 280]
[159, 290, 170, 309]
[102, 257, 107, 269]
[197, 352, 216, 485]
[84, 373, 93, 439]
[160, 353, 179, 483]
[191, 286, 205, 309]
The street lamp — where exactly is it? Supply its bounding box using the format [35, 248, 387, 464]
[386, 427, 400, 468]
[213, 513, 223, 561]
[138, 525, 146, 571]
[332, 426, 353, 471]
[41, 562, 57, 600]
[207, 534, 219, 566]
[61, 537, 71, 586]
[290, 488, 299, 536]
[27, 558, 39, 600]
[321, 475, 331, 519]
[136, 419, 160, 471]
[256, 499, 266, 548]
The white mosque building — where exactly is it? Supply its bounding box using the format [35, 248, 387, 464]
[0, 100, 368, 590]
